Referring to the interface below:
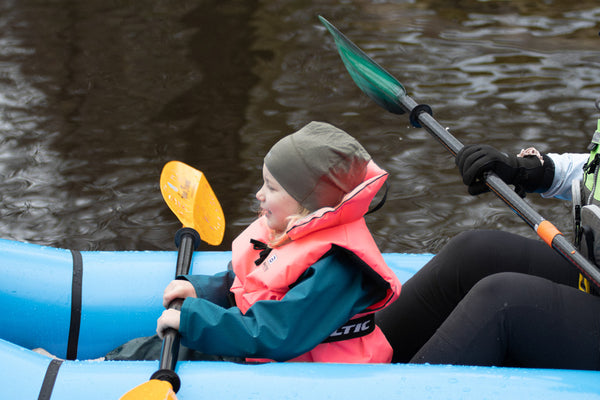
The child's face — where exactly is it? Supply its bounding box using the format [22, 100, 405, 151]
[256, 164, 303, 232]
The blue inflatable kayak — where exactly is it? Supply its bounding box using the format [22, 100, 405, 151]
[1, 238, 599, 399]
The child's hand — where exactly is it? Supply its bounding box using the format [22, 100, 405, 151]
[163, 279, 197, 308]
[157, 309, 180, 339]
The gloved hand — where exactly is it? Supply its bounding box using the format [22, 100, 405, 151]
[456, 144, 551, 197]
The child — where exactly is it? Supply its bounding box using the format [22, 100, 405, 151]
[147, 121, 400, 363]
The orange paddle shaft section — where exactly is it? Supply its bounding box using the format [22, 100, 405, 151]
[537, 220, 563, 248]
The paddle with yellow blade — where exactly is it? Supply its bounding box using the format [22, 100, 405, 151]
[318, 15, 600, 290]
[120, 160, 225, 400]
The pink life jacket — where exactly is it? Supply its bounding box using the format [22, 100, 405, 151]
[230, 161, 401, 363]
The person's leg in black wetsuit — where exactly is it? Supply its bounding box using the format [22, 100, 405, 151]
[410, 272, 600, 370]
[376, 229, 580, 363]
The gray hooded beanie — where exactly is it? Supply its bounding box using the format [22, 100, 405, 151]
[264, 121, 371, 211]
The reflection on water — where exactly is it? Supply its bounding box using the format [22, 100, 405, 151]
[0, 0, 599, 253]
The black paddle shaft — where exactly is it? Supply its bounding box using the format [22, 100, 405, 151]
[151, 227, 201, 393]
[401, 95, 600, 289]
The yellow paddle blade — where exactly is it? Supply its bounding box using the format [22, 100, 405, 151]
[160, 161, 225, 246]
[119, 379, 177, 400]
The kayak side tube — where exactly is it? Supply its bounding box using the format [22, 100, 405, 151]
[0, 238, 232, 359]
[2, 337, 600, 400]
[0, 238, 430, 359]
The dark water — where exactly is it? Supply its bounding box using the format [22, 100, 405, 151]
[0, 0, 599, 254]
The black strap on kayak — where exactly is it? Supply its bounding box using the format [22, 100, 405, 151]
[38, 359, 63, 400]
[67, 249, 83, 360]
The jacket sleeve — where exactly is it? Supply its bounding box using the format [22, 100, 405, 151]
[178, 252, 384, 361]
[180, 269, 236, 308]
[541, 152, 588, 200]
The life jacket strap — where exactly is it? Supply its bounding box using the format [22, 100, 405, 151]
[250, 239, 273, 266]
[366, 181, 389, 215]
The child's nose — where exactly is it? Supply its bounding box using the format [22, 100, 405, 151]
[256, 186, 265, 200]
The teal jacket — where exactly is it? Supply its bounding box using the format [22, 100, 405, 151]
[178, 248, 387, 361]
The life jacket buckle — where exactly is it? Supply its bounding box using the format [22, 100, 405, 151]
[583, 153, 600, 175]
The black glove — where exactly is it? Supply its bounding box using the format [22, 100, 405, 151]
[456, 144, 553, 197]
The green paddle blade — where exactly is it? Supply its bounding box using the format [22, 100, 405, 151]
[319, 15, 407, 115]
